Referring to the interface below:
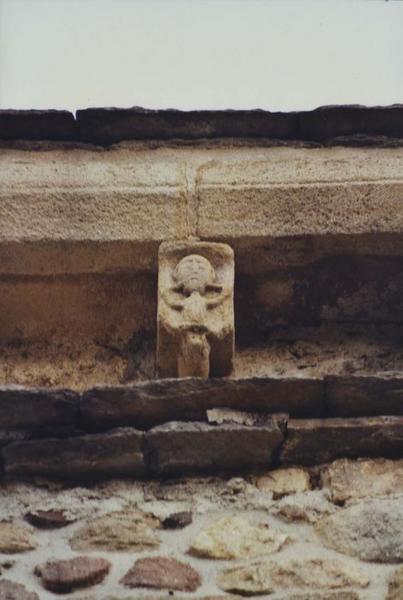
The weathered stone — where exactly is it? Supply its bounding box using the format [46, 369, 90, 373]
[386, 565, 403, 600]
[0, 387, 78, 428]
[254, 467, 311, 498]
[272, 491, 336, 524]
[315, 497, 403, 562]
[279, 594, 359, 600]
[0, 109, 75, 141]
[321, 458, 403, 503]
[157, 241, 234, 378]
[0, 523, 36, 553]
[281, 417, 403, 465]
[326, 375, 403, 417]
[25, 509, 74, 529]
[207, 408, 281, 427]
[120, 556, 201, 592]
[146, 419, 286, 475]
[189, 515, 288, 559]
[162, 511, 192, 529]
[35, 556, 110, 593]
[70, 510, 160, 552]
[81, 377, 321, 430]
[217, 558, 369, 595]
[0, 579, 39, 599]
[2, 428, 145, 479]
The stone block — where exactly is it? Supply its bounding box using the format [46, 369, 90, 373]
[80, 377, 322, 430]
[326, 375, 403, 417]
[145, 419, 286, 475]
[2, 427, 145, 479]
[0, 387, 79, 428]
[0, 109, 75, 140]
[281, 417, 403, 466]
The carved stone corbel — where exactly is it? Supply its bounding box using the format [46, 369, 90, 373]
[157, 241, 234, 378]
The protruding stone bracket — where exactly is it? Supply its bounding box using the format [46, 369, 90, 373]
[157, 241, 234, 378]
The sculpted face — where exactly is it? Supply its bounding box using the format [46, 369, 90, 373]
[174, 254, 215, 294]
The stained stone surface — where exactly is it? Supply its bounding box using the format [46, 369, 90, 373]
[25, 509, 74, 529]
[120, 557, 201, 592]
[162, 511, 192, 529]
[272, 491, 336, 524]
[386, 565, 403, 600]
[253, 467, 311, 498]
[0, 523, 36, 553]
[315, 498, 403, 562]
[146, 420, 285, 475]
[0, 579, 40, 599]
[189, 515, 288, 559]
[35, 556, 111, 593]
[326, 375, 403, 417]
[217, 559, 369, 595]
[0, 387, 79, 428]
[70, 510, 160, 552]
[321, 458, 403, 503]
[2, 428, 145, 479]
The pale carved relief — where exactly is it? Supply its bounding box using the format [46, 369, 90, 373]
[157, 242, 234, 378]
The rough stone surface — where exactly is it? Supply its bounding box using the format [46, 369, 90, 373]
[279, 594, 359, 600]
[146, 419, 285, 475]
[321, 458, 403, 503]
[25, 509, 74, 529]
[0, 523, 36, 553]
[162, 511, 192, 529]
[253, 467, 311, 498]
[81, 377, 321, 430]
[217, 559, 369, 595]
[0, 579, 39, 599]
[120, 557, 201, 592]
[281, 417, 403, 465]
[189, 515, 288, 559]
[0, 387, 78, 428]
[70, 510, 160, 552]
[2, 428, 145, 479]
[35, 556, 110, 593]
[316, 497, 403, 562]
[386, 565, 403, 600]
[272, 491, 336, 524]
[326, 375, 403, 417]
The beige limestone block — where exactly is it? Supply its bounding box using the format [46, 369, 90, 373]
[157, 241, 234, 378]
[189, 515, 288, 559]
[321, 458, 403, 503]
[217, 558, 369, 595]
[254, 467, 311, 498]
[0, 522, 37, 553]
[70, 510, 160, 552]
[315, 497, 403, 562]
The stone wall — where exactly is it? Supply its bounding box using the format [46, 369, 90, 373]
[0, 459, 402, 599]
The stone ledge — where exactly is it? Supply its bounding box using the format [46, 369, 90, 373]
[2, 105, 403, 144]
[326, 375, 403, 417]
[2, 427, 145, 480]
[145, 418, 287, 475]
[281, 416, 403, 466]
[0, 387, 79, 429]
[80, 377, 323, 431]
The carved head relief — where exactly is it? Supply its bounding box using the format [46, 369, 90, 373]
[173, 254, 216, 295]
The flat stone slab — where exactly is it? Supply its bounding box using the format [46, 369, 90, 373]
[2, 427, 145, 479]
[281, 417, 403, 466]
[80, 377, 322, 430]
[326, 375, 403, 417]
[0, 387, 79, 429]
[146, 418, 286, 475]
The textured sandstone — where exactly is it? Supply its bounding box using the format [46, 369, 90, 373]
[189, 515, 288, 559]
[316, 497, 403, 562]
[386, 565, 403, 600]
[281, 417, 403, 465]
[272, 491, 336, 524]
[0, 387, 78, 428]
[2, 428, 145, 479]
[321, 458, 403, 503]
[35, 556, 110, 593]
[0, 523, 36, 553]
[0, 579, 39, 599]
[81, 377, 321, 430]
[120, 556, 201, 592]
[70, 510, 160, 552]
[254, 467, 311, 497]
[146, 420, 285, 475]
[217, 558, 369, 594]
